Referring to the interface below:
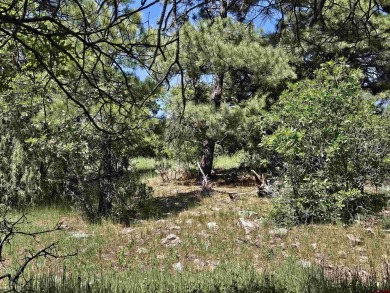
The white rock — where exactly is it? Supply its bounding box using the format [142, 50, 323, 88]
[238, 218, 257, 234]
[207, 222, 218, 230]
[136, 248, 148, 254]
[238, 210, 258, 217]
[193, 258, 206, 270]
[299, 260, 312, 268]
[173, 262, 183, 272]
[346, 234, 363, 246]
[122, 228, 137, 234]
[269, 228, 288, 237]
[70, 232, 91, 239]
[161, 234, 181, 246]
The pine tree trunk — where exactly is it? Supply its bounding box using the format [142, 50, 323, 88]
[200, 139, 215, 178]
[98, 134, 113, 216]
[199, 73, 224, 178]
[199, 0, 227, 179]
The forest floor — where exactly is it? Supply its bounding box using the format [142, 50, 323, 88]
[2, 170, 390, 292]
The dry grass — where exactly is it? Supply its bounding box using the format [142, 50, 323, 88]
[1, 175, 389, 291]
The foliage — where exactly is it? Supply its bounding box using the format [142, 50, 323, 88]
[277, 0, 390, 94]
[264, 61, 390, 224]
[160, 18, 295, 168]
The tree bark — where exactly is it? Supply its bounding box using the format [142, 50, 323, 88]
[98, 134, 113, 216]
[200, 139, 215, 179]
[199, 0, 227, 178]
[199, 72, 224, 178]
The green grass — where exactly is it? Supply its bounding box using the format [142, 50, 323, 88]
[133, 151, 244, 176]
[213, 152, 245, 170]
[24, 258, 390, 292]
[2, 176, 390, 292]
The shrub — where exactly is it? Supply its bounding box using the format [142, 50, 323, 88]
[265, 61, 390, 224]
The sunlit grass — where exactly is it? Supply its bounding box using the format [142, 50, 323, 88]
[214, 152, 245, 170]
[2, 176, 390, 292]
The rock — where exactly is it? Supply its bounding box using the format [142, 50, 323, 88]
[169, 225, 181, 231]
[122, 228, 137, 234]
[59, 223, 71, 230]
[206, 260, 219, 271]
[173, 262, 183, 272]
[70, 232, 91, 238]
[311, 243, 318, 250]
[185, 219, 193, 225]
[299, 260, 312, 268]
[238, 218, 257, 234]
[207, 222, 218, 231]
[156, 219, 168, 224]
[136, 248, 148, 254]
[365, 227, 375, 235]
[269, 228, 288, 237]
[346, 234, 363, 246]
[212, 207, 221, 212]
[194, 258, 206, 270]
[161, 234, 181, 246]
[291, 242, 300, 249]
[338, 251, 347, 258]
[238, 210, 258, 218]
[359, 256, 368, 263]
[326, 264, 335, 270]
[228, 192, 239, 201]
[198, 230, 210, 239]
[315, 253, 326, 260]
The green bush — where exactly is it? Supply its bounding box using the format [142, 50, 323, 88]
[265, 61, 390, 224]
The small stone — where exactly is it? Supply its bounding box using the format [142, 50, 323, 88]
[365, 227, 375, 235]
[59, 224, 71, 230]
[161, 234, 181, 246]
[198, 230, 210, 238]
[173, 262, 183, 272]
[122, 228, 137, 234]
[70, 232, 91, 239]
[206, 260, 219, 271]
[212, 207, 221, 212]
[228, 192, 239, 201]
[156, 219, 168, 224]
[239, 218, 257, 234]
[338, 251, 347, 258]
[185, 219, 193, 225]
[347, 234, 363, 246]
[291, 242, 300, 249]
[136, 248, 148, 254]
[299, 260, 312, 268]
[311, 243, 318, 250]
[359, 256, 368, 263]
[194, 258, 206, 270]
[238, 210, 258, 218]
[269, 228, 288, 237]
[207, 222, 218, 231]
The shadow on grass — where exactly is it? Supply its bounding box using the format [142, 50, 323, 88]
[134, 190, 202, 221]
